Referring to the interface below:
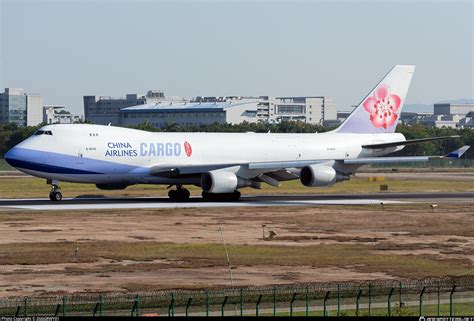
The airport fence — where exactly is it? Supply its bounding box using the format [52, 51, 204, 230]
[0, 276, 473, 317]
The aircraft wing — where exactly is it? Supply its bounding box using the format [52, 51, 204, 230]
[361, 135, 459, 149]
[343, 156, 429, 164]
[150, 163, 241, 177]
[150, 159, 330, 177]
[250, 145, 469, 168]
[247, 160, 327, 170]
[345, 145, 470, 164]
[150, 146, 469, 177]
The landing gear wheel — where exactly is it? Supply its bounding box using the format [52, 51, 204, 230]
[180, 188, 190, 200]
[168, 187, 190, 202]
[201, 191, 213, 201]
[49, 182, 62, 202]
[202, 191, 241, 202]
[230, 190, 241, 201]
[49, 191, 62, 201]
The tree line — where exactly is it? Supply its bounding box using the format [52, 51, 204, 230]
[0, 121, 472, 159]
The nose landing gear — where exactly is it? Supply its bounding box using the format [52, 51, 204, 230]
[168, 185, 190, 202]
[49, 183, 62, 201]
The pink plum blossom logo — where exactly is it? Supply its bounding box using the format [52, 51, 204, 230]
[363, 84, 401, 129]
[184, 141, 192, 157]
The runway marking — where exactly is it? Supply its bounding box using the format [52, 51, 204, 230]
[1, 198, 408, 211]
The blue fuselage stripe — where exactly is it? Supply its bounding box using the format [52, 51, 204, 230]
[5, 148, 147, 175]
[5, 157, 101, 174]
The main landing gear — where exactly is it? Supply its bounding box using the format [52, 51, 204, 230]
[168, 185, 190, 202]
[49, 184, 62, 201]
[202, 191, 241, 202]
[166, 186, 241, 202]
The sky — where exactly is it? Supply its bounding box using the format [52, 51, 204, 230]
[1, 0, 473, 114]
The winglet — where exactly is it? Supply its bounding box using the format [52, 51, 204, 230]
[445, 145, 470, 158]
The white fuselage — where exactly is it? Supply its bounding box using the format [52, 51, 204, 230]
[6, 124, 404, 186]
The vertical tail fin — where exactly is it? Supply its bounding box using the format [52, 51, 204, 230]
[336, 65, 415, 134]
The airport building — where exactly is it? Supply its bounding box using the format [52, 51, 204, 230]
[120, 98, 261, 127]
[434, 103, 474, 116]
[0, 88, 43, 127]
[83, 94, 147, 126]
[191, 95, 337, 125]
[43, 105, 83, 124]
[83, 90, 185, 126]
[84, 91, 337, 127]
[417, 103, 474, 128]
[120, 96, 337, 128]
[258, 96, 337, 125]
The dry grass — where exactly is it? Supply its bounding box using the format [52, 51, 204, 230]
[0, 202, 472, 296]
[0, 175, 473, 199]
[0, 241, 471, 279]
[223, 203, 474, 237]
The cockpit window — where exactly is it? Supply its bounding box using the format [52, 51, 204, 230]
[34, 130, 53, 136]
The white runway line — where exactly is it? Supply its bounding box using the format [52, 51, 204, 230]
[3, 199, 408, 211]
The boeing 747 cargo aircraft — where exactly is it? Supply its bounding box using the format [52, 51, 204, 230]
[4, 65, 469, 201]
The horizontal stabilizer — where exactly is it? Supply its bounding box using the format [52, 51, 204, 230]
[445, 145, 470, 158]
[362, 135, 460, 149]
[344, 156, 429, 164]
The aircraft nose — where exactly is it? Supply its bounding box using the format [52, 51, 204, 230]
[4, 147, 16, 167]
[4, 146, 25, 168]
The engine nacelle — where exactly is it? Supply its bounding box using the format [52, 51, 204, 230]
[95, 183, 129, 190]
[300, 165, 349, 187]
[201, 171, 258, 193]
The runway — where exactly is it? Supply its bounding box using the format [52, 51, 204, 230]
[0, 192, 472, 211]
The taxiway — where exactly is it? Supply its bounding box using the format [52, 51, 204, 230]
[0, 192, 472, 211]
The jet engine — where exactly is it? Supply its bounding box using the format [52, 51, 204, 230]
[95, 183, 129, 190]
[299, 165, 349, 187]
[201, 171, 258, 193]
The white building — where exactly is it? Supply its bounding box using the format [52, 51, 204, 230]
[459, 112, 474, 128]
[427, 103, 474, 128]
[119, 95, 337, 128]
[434, 103, 474, 116]
[43, 105, 82, 124]
[26, 93, 44, 126]
[120, 99, 261, 128]
[260, 96, 337, 125]
[419, 114, 462, 128]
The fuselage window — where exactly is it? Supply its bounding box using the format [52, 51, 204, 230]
[34, 130, 53, 136]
